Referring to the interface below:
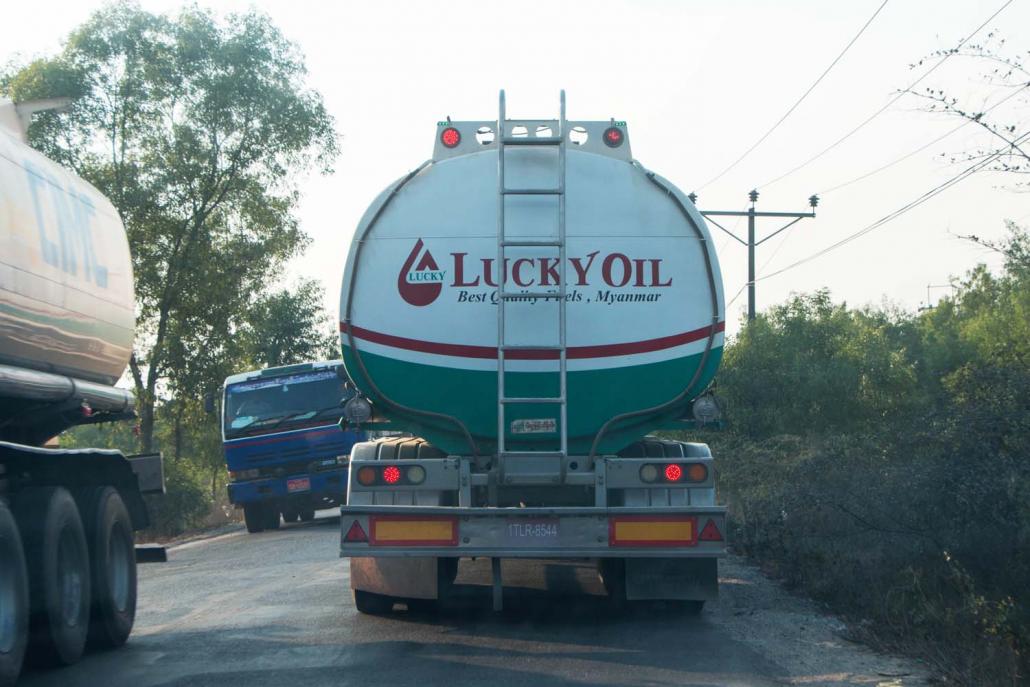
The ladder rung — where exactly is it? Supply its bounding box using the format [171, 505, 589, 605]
[502, 188, 562, 195]
[501, 240, 561, 247]
[500, 451, 566, 458]
[501, 344, 562, 351]
[501, 137, 563, 146]
[500, 291, 562, 300]
[500, 397, 565, 404]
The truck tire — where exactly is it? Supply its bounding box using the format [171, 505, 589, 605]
[243, 504, 265, 534]
[13, 487, 90, 667]
[263, 506, 281, 531]
[299, 509, 315, 523]
[0, 501, 29, 687]
[282, 508, 300, 523]
[78, 488, 136, 649]
[353, 589, 394, 615]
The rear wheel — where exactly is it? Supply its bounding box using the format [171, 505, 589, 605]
[282, 508, 300, 523]
[299, 509, 315, 523]
[243, 505, 265, 533]
[353, 589, 394, 615]
[78, 488, 136, 648]
[0, 501, 28, 687]
[14, 488, 90, 667]
[263, 506, 281, 531]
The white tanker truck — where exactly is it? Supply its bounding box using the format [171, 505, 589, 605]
[338, 92, 726, 613]
[0, 99, 162, 685]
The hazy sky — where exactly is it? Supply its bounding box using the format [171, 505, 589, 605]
[3, 0, 1028, 337]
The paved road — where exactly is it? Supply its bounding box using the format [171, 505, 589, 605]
[16, 513, 851, 687]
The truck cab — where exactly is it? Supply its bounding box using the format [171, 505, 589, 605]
[220, 361, 365, 533]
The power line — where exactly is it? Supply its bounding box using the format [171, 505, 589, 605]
[816, 83, 1029, 196]
[756, 129, 1030, 282]
[758, 0, 1015, 190]
[695, 0, 890, 192]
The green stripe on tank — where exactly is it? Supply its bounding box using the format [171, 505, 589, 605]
[342, 345, 722, 456]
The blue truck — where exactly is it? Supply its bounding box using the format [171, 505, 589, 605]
[219, 361, 365, 533]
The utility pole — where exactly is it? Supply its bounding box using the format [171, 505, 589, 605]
[689, 190, 819, 321]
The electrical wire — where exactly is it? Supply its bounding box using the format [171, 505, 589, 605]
[817, 83, 1028, 196]
[759, 0, 1015, 190]
[755, 129, 1030, 283]
[696, 0, 890, 192]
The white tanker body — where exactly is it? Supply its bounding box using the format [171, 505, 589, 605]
[339, 92, 726, 614]
[0, 98, 162, 686]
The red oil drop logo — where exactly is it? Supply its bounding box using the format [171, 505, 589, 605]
[398, 238, 444, 306]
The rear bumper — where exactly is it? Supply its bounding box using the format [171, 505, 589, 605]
[228, 468, 348, 505]
[339, 505, 727, 558]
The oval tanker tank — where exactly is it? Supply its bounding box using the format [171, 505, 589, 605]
[0, 104, 134, 387]
[340, 106, 725, 457]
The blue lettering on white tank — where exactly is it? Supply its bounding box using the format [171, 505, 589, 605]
[23, 160, 108, 288]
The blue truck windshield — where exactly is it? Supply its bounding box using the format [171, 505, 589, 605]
[224, 369, 348, 439]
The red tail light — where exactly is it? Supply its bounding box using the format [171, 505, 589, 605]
[603, 126, 624, 148]
[382, 465, 401, 484]
[441, 127, 461, 148]
[664, 464, 683, 482]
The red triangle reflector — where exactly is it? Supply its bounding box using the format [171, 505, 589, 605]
[699, 519, 723, 542]
[344, 520, 368, 543]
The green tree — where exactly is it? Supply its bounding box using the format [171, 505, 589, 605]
[1, 2, 338, 451]
[243, 279, 339, 368]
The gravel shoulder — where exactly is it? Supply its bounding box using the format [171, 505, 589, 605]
[711, 555, 931, 686]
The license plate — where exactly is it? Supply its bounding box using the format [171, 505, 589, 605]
[504, 518, 560, 546]
[286, 477, 311, 493]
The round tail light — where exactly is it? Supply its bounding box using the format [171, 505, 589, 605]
[440, 127, 461, 148]
[406, 465, 426, 484]
[382, 465, 402, 484]
[356, 466, 377, 486]
[602, 126, 624, 148]
[639, 464, 659, 483]
[664, 463, 683, 482]
[687, 464, 708, 482]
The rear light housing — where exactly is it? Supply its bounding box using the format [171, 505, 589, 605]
[638, 462, 709, 484]
[353, 464, 427, 486]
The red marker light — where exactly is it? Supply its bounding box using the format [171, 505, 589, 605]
[382, 465, 401, 484]
[603, 126, 624, 148]
[664, 464, 683, 482]
[441, 127, 461, 148]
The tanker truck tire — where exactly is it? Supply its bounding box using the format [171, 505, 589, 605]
[353, 590, 394, 615]
[263, 507, 281, 531]
[0, 501, 29, 687]
[78, 488, 136, 649]
[243, 505, 265, 533]
[299, 509, 315, 523]
[13, 487, 90, 667]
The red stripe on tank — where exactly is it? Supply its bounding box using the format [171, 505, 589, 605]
[338, 321, 724, 360]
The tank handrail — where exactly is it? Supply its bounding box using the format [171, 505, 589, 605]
[587, 161, 722, 460]
[341, 160, 481, 457]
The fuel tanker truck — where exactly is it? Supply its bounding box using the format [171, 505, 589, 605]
[0, 98, 163, 685]
[338, 91, 726, 614]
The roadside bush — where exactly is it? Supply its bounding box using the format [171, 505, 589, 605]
[690, 224, 1030, 685]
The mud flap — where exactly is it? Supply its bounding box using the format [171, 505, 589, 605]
[625, 557, 718, 601]
[349, 557, 439, 599]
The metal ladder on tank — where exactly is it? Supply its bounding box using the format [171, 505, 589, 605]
[495, 89, 568, 480]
